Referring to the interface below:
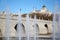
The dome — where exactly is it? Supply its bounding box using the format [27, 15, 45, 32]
[40, 5, 48, 13]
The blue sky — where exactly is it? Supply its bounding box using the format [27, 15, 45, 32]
[0, 0, 60, 14]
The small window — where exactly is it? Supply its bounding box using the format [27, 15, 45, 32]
[14, 23, 25, 33]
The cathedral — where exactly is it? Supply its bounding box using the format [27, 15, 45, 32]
[0, 5, 53, 37]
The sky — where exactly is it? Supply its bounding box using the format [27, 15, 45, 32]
[0, 0, 60, 14]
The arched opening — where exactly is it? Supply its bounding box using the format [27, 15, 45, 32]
[33, 24, 39, 33]
[14, 23, 25, 33]
[0, 29, 2, 36]
[0, 29, 2, 40]
[44, 24, 48, 34]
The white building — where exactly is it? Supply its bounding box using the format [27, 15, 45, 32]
[0, 5, 53, 37]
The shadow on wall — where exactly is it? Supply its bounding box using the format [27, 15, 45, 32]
[0, 29, 2, 36]
[0, 29, 3, 40]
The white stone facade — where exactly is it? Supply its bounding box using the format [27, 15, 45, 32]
[0, 14, 52, 37]
[0, 5, 54, 37]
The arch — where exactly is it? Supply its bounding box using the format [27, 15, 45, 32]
[33, 24, 39, 32]
[14, 23, 25, 33]
[0, 29, 2, 36]
[44, 24, 48, 29]
[15, 24, 17, 31]
[44, 24, 48, 34]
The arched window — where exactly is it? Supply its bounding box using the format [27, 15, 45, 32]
[14, 23, 25, 33]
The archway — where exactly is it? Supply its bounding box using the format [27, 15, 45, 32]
[0, 29, 2, 36]
[14, 23, 25, 33]
[44, 24, 48, 34]
[33, 24, 39, 33]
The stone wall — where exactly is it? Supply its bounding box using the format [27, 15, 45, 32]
[0, 14, 52, 37]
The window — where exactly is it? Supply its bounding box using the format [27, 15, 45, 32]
[14, 23, 25, 33]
